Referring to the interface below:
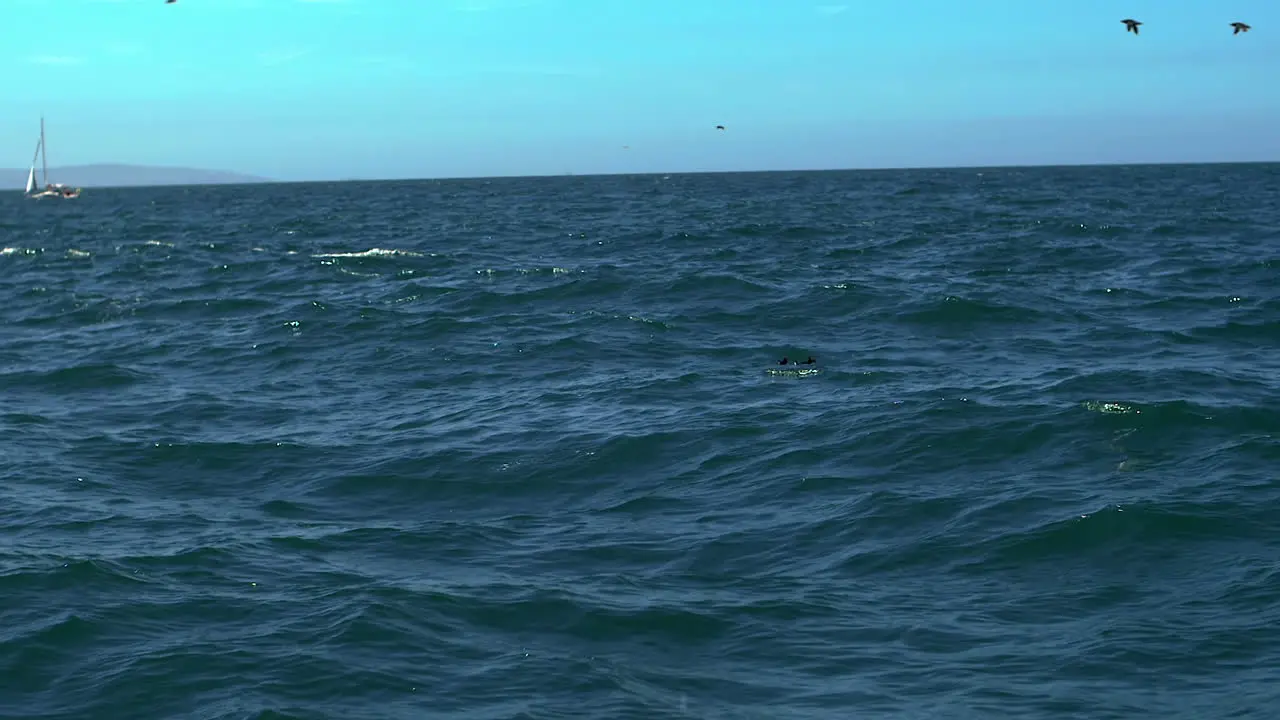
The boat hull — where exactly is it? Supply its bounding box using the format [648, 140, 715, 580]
[26, 188, 81, 199]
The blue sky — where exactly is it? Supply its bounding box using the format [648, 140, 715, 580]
[3, 0, 1278, 181]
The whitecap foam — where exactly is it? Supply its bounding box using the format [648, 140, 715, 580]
[312, 248, 422, 259]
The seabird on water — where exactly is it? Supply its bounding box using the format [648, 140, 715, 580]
[1122, 19, 1141, 35]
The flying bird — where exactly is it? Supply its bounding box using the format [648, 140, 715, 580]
[1122, 19, 1141, 35]
[715, 125, 725, 131]
[1231, 22, 1251, 35]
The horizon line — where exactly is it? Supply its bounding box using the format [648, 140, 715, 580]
[306, 158, 1280, 184]
[6, 158, 1277, 191]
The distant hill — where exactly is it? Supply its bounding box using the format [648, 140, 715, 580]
[0, 164, 271, 189]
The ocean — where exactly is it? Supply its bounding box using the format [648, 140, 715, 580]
[1, 163, 1278, 719]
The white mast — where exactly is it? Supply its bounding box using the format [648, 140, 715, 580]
[41, 116, 49, 187]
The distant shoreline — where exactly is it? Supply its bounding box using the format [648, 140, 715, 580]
[0, 163, 271, 190]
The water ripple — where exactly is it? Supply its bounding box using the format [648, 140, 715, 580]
[2, 165, 1279, 718]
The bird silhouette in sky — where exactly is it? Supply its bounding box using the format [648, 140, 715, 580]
[1231, 22, 1251, 35]
[1122, 19, 1141, 35]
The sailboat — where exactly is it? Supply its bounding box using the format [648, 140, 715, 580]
[24, 117, 81, 199]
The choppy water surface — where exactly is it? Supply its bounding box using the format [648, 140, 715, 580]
[2, 163, 1279, 719]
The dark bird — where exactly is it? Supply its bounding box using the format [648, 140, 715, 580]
[1231, 22, 1251, 35]
[715, 125, 725, 131]
[166, 0, 176, 3]
[1122, 19, 1141, 35]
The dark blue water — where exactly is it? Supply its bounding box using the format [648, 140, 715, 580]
[2, 164, 1279, 719]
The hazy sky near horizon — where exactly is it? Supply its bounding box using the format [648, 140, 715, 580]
[3, 0, 1279, 181]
